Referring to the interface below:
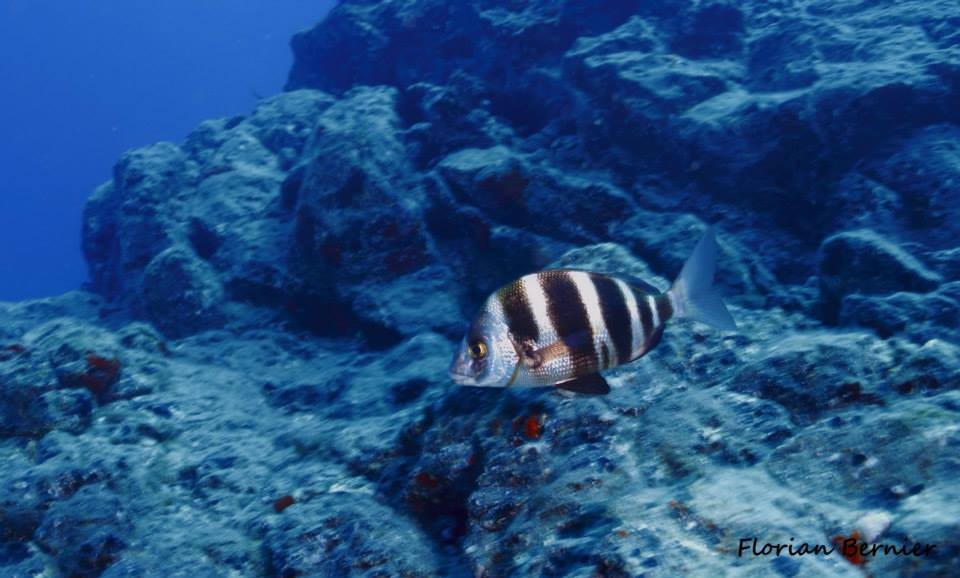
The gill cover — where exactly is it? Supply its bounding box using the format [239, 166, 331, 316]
[449, 304, 520, 387]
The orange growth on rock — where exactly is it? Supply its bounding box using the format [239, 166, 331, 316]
[414, 472, 439, 488]
[523, 414, 543, 439]
[833, 530, 866, 567]
[273, 495, 296, 513]
[82, 354, 122, 394]
[0, 344, 27, 361]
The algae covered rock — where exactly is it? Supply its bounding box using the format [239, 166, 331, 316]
[34, 485, 131, 578]
[839, 290, 960, 343]
[263, 498, 442, 577]
[818, 229, 942, 322]
[728, 332, 891, 425]
[140, 247, 225, 338]
[0, 316, 167, 438]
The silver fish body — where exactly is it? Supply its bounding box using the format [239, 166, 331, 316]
[449, 227, 737, 394]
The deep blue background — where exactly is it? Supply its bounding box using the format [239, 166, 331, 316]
[0, 1, 333, 301]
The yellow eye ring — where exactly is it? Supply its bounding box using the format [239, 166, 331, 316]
[469, 341, 488, 359]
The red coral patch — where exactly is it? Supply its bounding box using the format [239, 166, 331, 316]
[273, 495, 296, 513]
[81, 354, 122, 395]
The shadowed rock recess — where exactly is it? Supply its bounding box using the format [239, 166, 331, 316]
[3, 1, 959, 577]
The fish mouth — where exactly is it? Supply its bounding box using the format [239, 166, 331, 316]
[449, 371, 477, 386]
[448, 359, 476, 386]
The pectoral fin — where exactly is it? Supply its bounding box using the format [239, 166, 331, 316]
[522, 340, 558, 369]
[555, 374, 610, 395]
[523, 331, 592, 370]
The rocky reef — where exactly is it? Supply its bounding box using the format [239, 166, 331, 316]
[3, 0, 959, 576]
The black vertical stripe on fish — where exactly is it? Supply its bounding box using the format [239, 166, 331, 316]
[559, 330, 599, 377]
[539, 271, 597, 374]
[638, 290, 653, 342]
[496, 280, 539, 344]
[641, 325, 665, 356]
[590, 274, 632, 366]
[600, 343, 610, 369]
[655, 293, 674, 325]
[614, 278, 643, 360]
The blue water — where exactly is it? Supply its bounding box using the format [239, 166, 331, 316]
[0, 1, 333, 301]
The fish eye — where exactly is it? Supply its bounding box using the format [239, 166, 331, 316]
[469, 340, 488, 360]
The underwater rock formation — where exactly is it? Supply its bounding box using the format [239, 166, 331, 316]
[2, 0, 959, 577]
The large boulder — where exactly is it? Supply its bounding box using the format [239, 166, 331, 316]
[34, 486, 131, 578]
[818, 229, 942, 322]
[0, 318, 167, 437]
[288, 86, 462, 337]
[140, 247, 225, 338]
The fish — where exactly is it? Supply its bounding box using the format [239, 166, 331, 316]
[449, 227, 737, 394]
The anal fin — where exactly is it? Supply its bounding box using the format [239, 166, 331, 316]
[555, 374, 610, 395]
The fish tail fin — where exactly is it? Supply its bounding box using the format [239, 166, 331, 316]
[667, 226, 737, 331]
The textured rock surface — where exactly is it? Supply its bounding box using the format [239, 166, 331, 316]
[3, 0, 959, 577]
[818, 229, 942, 323]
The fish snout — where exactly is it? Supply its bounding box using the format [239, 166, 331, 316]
[448, 351, 476, 385]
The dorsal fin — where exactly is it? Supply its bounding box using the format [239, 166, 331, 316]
[547, 268, 663, 295]
[618, 274, 663, 295]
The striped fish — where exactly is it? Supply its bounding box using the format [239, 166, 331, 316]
[449, 227, 737, 394]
